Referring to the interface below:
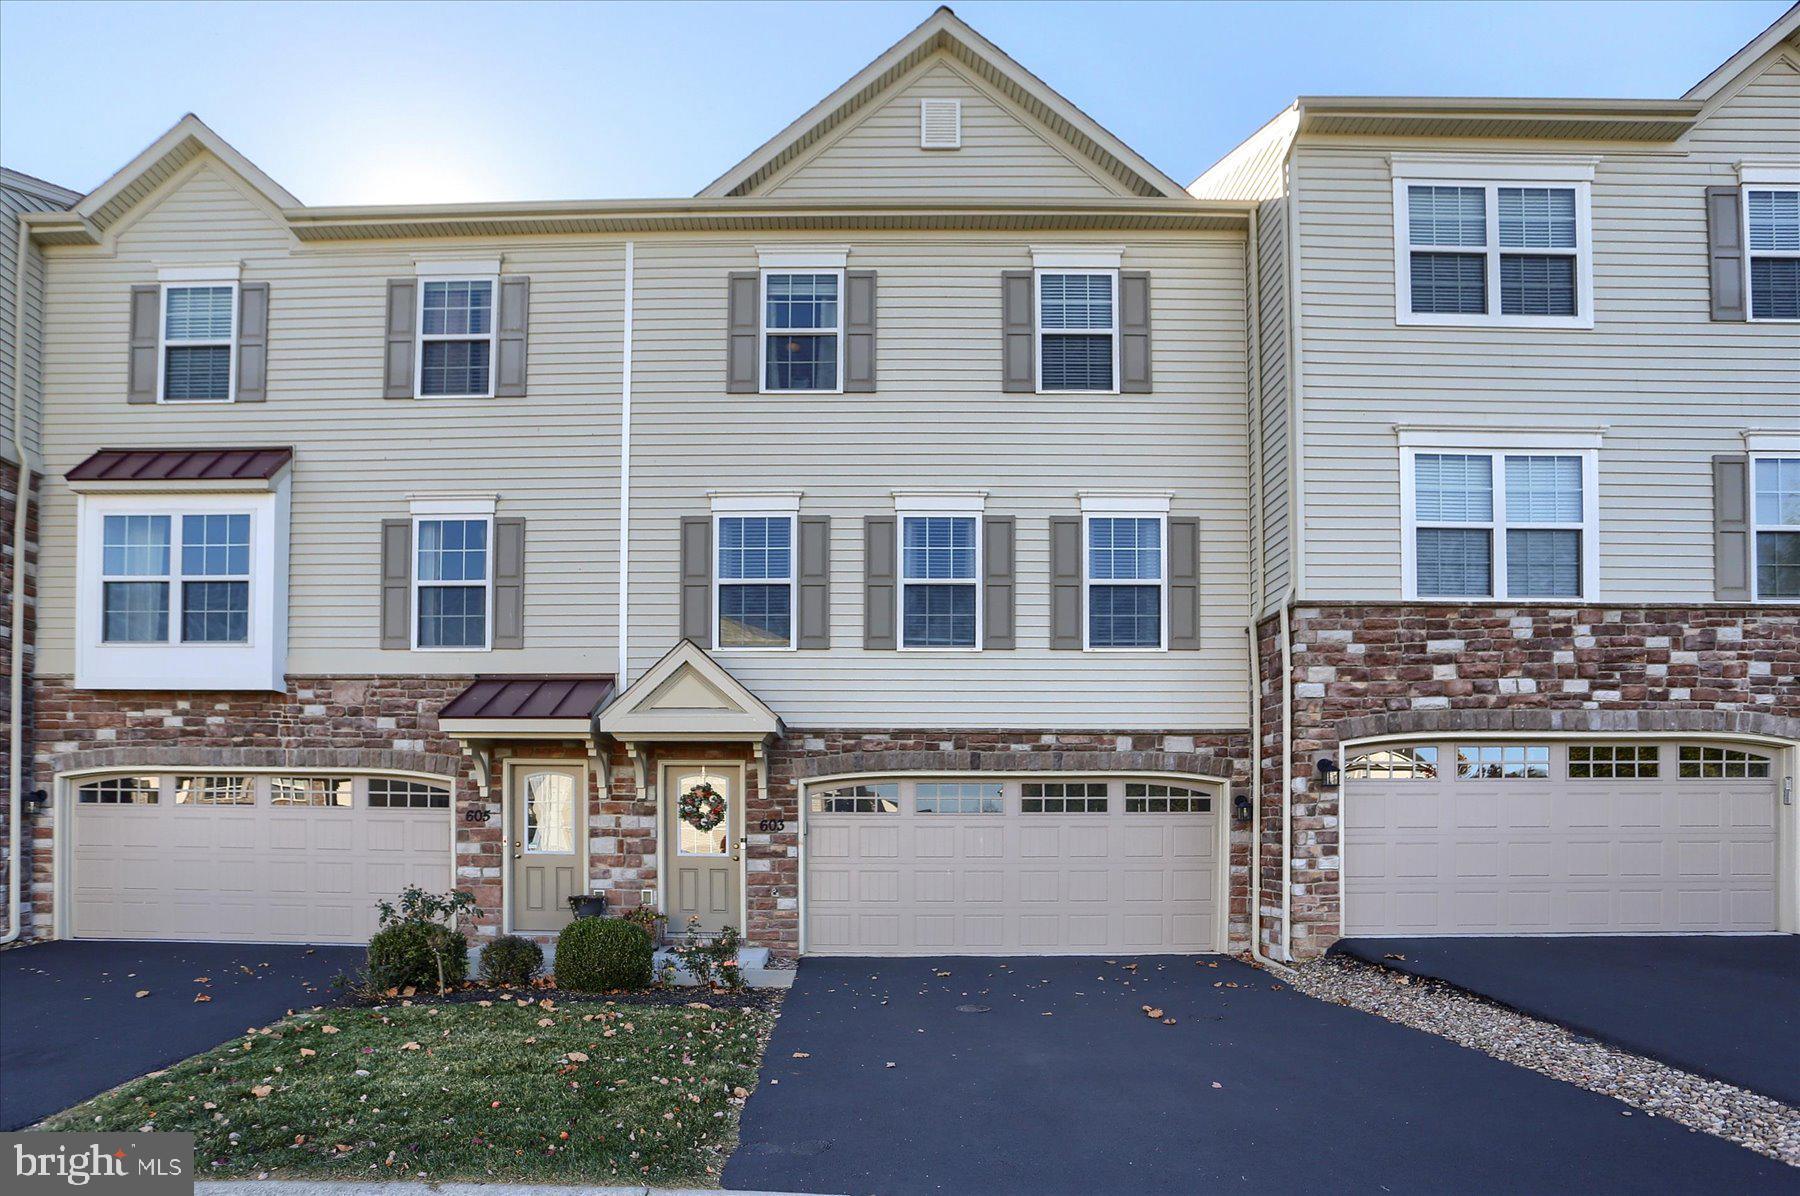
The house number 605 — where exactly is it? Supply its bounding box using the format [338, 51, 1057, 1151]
[462, 808, 493, 823]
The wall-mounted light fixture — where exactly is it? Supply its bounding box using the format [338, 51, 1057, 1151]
[1232, 791, 1253, 822]
[1315, 757, 1341, 790]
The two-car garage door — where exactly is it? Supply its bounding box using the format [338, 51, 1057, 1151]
[1345, 742, 1780, 936]
[68, 772, 452, 944]
[805, 776, 1220, 955]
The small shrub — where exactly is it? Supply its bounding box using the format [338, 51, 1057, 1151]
[555, 916, 653, 992]
[672, 919, 745, 990]
[479, 935, 544, 986]
[368, 921, 469, 993]
[617, 903, 666, 943]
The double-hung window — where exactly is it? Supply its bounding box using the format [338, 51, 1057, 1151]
[161, 284, 237, 402]
[414, 516, 491, 648]
[1406, 447, 1597, 600]
[716, 514, 794, 648]
[1085, 514, 1165, 649]
[1752, 456, 1800, 599]
[1037, 271, 1117, 392]
[417, 278, 496, 398]
[1395, 174, 1591, 327]
[101, 512, 251, 644]
[900, 514, 978, 648]
[762, 272, 841, 392]
[1745, 188, 1800, 321]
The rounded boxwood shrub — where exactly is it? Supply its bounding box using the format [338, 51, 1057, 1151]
[555, 916, 653, 992]
[479, 934, 544, 986]
[368, 921, 469, 992]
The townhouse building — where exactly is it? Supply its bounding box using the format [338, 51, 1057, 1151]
[2, 6, 1794, 962]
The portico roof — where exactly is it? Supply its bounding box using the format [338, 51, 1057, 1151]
[595, 640, 784, 744]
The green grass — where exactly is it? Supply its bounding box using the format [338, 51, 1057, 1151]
[42, 996, 776, 1187]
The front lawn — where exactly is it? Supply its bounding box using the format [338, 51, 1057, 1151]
[41, 996, 776, 1187]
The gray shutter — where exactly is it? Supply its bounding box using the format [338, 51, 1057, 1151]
[680, 516, 712, 643]
[1168, 516, 1201, 650]
[1705, 187, 1746, 322]
[982, 515, 1015, 650]
[844, 270, 877, 392]
[384, 279, 418, 399]
[1120, 271, 1151, 393]
[1050, 516, 1082, 650]
[726, 272, 760, 393]
[492, 517, 525, 648]
[128, 284, 159, 404]
[863, 516, 897, 649]
[797, 515, 831, 649]
[236, 282, 269, 402]
[1001, 270, 1034, 393]
[380, 519, 412, 649]
[495, 275, 530, 397]
[1713, 454, 1752, 602]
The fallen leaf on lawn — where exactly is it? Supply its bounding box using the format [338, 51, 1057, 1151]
[477, 1000, 493, 1008]
[401, 1042, 421, 1051]
[792, 1052, 810, 1059]
[524, 1037, 537, 1045]
[321, 1026, 340, 1034]
[559, 1131, 569, 1140]
[202, 1102, 217, 1110]
[491, 1100, 503, 1108]
[294, 1135, 306, 1145]
[402, 986, 416, 997]
[299, 1048, 316, 1057]
[250, 1085, 272, 1098]
[537, 1018, 554, 1027]
[193, 993, 212, 1003]
[732, 1087, 749, 1098]
[1144, 1007, 1164, 1019]
[135, 990, 150, 999]
[567, 1051, 589, 1062]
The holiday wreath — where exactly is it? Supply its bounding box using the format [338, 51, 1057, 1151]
[677, 780, 728, 832]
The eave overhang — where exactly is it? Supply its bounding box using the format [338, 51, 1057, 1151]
[1295, 96, 1704, 142]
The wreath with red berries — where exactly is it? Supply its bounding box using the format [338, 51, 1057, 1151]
[677, 780, 728, 833]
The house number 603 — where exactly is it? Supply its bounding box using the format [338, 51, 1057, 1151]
[757, 818, 788, 834]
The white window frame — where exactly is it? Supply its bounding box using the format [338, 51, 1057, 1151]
[1400, 442, 1600, 601]
[1750, 453, 1800, 602]
[1034, 268, 1121, 396]
[1741, 173, 1800, 324]
[96, 509, 257, 647]
[173, 512, 254, 646]
[1080, 504, 1169, 653]
[895, 496, 984, 652]
[414, 274, 499, 400]
[75, 481, 288, 692]
[1391, 172, 1594, 330]
[758, 266, 845, 396]
[410, 509, 495, 652]
[712, 510, 797, 653]
[157, 280, 238, 404]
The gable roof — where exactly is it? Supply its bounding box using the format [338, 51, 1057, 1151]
[595, 640, 784, 742]
[698, 6, 1189, 200]
[67, 114, 298, 236]
[1686, 1, 1800, 100]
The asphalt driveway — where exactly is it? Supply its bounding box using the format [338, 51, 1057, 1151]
[724, 955, 1794, 1195]
[1333, 935, 1800, 1105]
[0, 940, 360, 1130]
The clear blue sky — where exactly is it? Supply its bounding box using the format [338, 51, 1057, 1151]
[0, 1, 1788, 204]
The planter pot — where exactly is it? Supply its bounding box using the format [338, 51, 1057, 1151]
[567, 894, 608, 919]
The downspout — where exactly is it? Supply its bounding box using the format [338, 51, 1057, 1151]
[617, 241, 634, 682]
[1242, 205, 1284, 973]
[5, 217, 36, 944]
[1277, 111, 1305, 963]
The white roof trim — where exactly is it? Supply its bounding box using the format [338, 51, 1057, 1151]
[596, 639, 783, 740]
[0, 168, 80, 206]
[1684, 6, 1800, 100]
[697, 7, 1188, 200]
[74, 114, 300, 222]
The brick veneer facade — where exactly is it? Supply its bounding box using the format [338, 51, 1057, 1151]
[27, 677, 1255, 954]
[1255, 604, 1800, 960]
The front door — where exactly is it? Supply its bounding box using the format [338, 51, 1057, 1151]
[663, 763, 741, 937]
[510, 764, 583, 933]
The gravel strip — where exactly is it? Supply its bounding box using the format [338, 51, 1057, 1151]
[1290, 955, 1800, 1166]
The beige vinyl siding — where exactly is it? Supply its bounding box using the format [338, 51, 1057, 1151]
[1255, 194, 1291, 612]
[1294, 49, 1800, 602]
[761, 57, 1133, 200]
[629, 232, 1249, 728]
[2, 179, 72, 462]
[35, 157, 625, 676]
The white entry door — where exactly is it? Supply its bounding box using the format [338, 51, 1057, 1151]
[806, 776, 1219, 956]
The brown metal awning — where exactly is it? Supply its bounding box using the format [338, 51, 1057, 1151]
[66, 447, 294, 490]
[439, 675, 617, 738]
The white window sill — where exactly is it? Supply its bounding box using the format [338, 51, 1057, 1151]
[1037, 389, 1122, 396]
[1396, 313, 1594, 331]
[759, 388, 844, 397]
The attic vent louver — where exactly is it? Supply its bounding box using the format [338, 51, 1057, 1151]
[920, 98, 962, 150]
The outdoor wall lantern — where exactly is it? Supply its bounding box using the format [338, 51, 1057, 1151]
[1231, 791, 1253, 822]
[1315, 757, 1341, 790]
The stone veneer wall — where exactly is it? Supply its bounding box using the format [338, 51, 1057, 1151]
[1, 460, 38, 937]
[1260, 604, 1800, 959]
